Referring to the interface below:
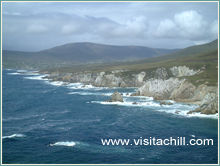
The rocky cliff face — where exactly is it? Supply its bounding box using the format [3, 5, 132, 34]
[170, 65, 201, 77]
[45, 65, 217, 115]
[138, 78, 184, 100]
[133, 66, 217, 115]
[46, 70, 147, 87]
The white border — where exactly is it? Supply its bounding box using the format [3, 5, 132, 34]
[0, 1, 219, 165]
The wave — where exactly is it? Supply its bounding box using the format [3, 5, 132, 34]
[17, 70, 28, 73]
[24, 74, 49, 80]
[49, 141, 77, 147]
[48, 141, 131, 154]
[7, 72, 21, 75]
[5, 68, 13, 71]
[48, 81, 65, 86]
[68, 91, 113, 96]
[67, 83, 109, 90]
[186, 112, 218, 119]
[68, 92, 97, 96]
[2, 134, 25, 139]
[24, 75, 67, 87]
[7, 69, 40, 76]
[91, 100, 161, 107]
[90, 99, 217, 119]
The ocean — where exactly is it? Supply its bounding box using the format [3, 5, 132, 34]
[2, 69, 218, 164]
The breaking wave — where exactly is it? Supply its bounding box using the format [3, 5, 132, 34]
[49, 141, 77, 147]
[2, 134, 26, 139]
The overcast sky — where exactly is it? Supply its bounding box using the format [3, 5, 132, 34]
[2, 2, 218, 51]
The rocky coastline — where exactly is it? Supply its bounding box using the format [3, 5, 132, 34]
[43, 65, 218, 115]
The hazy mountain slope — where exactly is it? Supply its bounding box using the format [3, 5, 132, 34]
[3, 42, 178, 69]
[39, 42, 178, 62]
[49, 39, 218, 86]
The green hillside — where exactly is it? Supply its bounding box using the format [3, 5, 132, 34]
[3, 42, 178, 69]
[48, 39, 218, 86]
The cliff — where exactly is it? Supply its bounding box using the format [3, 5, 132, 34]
[44, 65, 218, 115]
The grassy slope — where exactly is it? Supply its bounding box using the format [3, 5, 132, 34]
[47, 40, 218, 87]
[3, 42, 178, 69]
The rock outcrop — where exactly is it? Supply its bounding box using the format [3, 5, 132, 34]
[45, 65, 217, 115]
[132, 74, 218, 115]
[135, 72, 146, 86]
[108, 92, 123, 102]
[159, 101, 173, 105]
[170, 80, 196, 101]
[154, 67, 168, 80]
[170, 66, 200, 77]
[137, 78, 184, 100]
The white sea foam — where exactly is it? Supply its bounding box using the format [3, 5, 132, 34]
[67, 83, 108, 90]
[2, 134, 25, 139]
[24, 74, 49, 80]
[48, 81, 65, 86]
[23, 72, 40, 76]
[90, 98, 217, 119]
[17, 70, 28, 73]
[91, 100, 161, 107]
[24, 73, 68, 87]
[68, 92, 95, 95]
[68, 91, 113, 96]
[49, 141, 77, 147]
[8, 69, 40, 76]
[186, 112, 218, 119]
[7, 72, 21, 75]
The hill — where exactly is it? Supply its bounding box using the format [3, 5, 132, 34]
[47, 39, 218, 86]
[3, 42, 178, 69]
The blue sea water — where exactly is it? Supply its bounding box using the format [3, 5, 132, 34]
[2, 69, 218, 164]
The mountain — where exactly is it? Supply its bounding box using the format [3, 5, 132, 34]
[39, 42, 178, 62]
[48, 39, 218, 86]
[3, 42, 178, 69]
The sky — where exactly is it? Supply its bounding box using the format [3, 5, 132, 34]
[2, 2, 218, 51]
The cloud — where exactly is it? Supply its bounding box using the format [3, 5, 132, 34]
[27, 24, 48, 33]
[111, 16, 148, 38]
[174, 10, 207, 38]
[210, 20, 218, 36]
[155, 19, 176, 37]
[61, 24, 81, 35]
[155, 10, 217, 43]
[2, 2, 218, 51]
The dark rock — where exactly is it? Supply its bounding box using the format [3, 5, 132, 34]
[175, 110, 180, 114]
[108, 92, 123, 102]
[159, 101, 173, 105]
[131, 91, 140, 96]
[187, 101, 218, 115]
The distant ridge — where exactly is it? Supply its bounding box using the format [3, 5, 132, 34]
[3, 42, 179, 69]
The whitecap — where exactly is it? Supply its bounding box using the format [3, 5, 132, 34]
[23, 72, 40, 76]
[7, 72, 21, 75]
[91, 100, 161, 107]
[24, 74, 48, 80]
[17, 69, 28, 73]
[186, 112, 218, 119]
[2, 134, 25, 139]
[68, 92, 95, 95]
[67, 83, 108, 90]
[48, 81, 65, 86]
[49, 141, 77, 147]
[158, 107, 218, 119]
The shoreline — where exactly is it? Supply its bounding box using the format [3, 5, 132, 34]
[3, 68, 218, 119]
